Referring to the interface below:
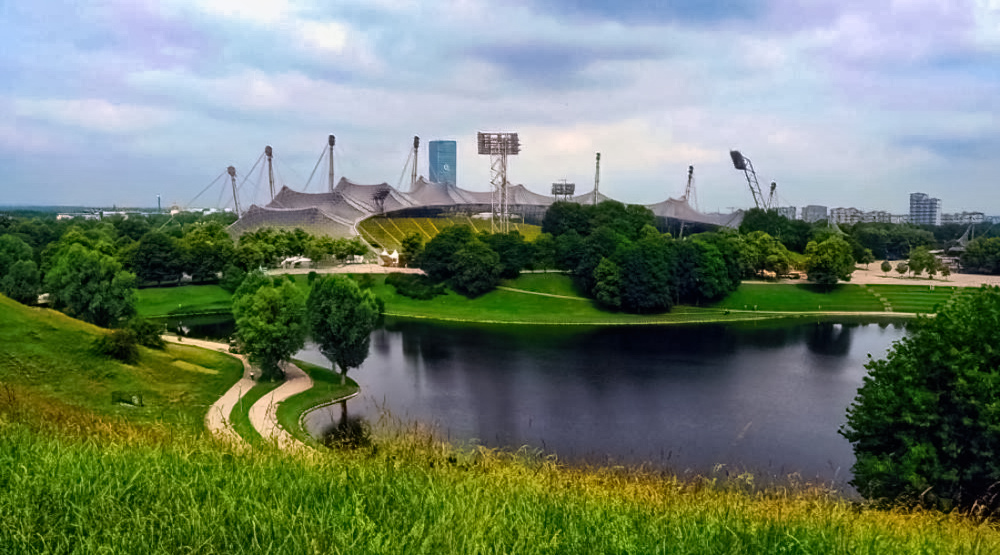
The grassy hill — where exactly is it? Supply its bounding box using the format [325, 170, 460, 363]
[0, 295, 242, 432]
[2, 295, 999, 552]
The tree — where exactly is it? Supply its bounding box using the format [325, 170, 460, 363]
[307, 275, 380, 385]
[908, 246, 939, 279]
[415, 225, 476, 282]
[178, 222, 235, 283]
[0, 234, 33, 276]
[880, 260, 892, 276]
[482, 231, 533, 279]
[399, 232, 424, 267]
[449, 239, 501, 297]
[0, 259, 40, 304]
[44, 243, 136, 327]
[744, 231, 791, 278]
[131, 231, 183, 285]
[896, 262, 909, 276]
[841, 286, 1000, 512]
[858, 248, 876, 269]
[232, 280, 307, 381]
[617, 237, 673, 313]
[591, 257, 621, 309]
[804, 235, 855, 287]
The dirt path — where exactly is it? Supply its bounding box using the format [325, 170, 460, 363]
[163, 336, 252, 447]
[247, 361, 313, 450]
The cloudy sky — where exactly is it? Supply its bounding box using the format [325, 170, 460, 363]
[2, 0, 998, 215]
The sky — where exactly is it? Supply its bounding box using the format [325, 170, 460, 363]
[2, 0, 999, 215]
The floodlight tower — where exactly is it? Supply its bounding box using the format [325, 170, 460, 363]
[264, 145, 276, 200]
[411, 136, 420, 191]
[328, 135, 336, 193]
[730, 150, 773, 210]
[477, 132, 520, 233]
[551, 180, 576, 201]
[593, 152, 601, 205]
[227, 166, 241, 216]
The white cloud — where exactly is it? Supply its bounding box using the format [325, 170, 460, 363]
[12, 98, 175, 134]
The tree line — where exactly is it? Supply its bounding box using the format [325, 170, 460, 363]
[0, 212, 365, 327]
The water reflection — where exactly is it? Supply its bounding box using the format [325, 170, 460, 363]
[297, 319, 907, 483]
[318, 401, 372, 449]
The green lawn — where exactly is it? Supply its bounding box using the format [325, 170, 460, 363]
[868, 284, 961, 314]
[133, 274, 980, 327]
[712, 283, 885, 312]
[0, 295, 243, 433]
[136, 284, 232, 318]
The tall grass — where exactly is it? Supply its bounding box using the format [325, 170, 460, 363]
[1, 403, 998, 554]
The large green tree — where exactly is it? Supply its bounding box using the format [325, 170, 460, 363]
[804, 235, 855, 287]
[0, 234, 34, 276]
[0, 259, 40, 304]
[307, 275, 380, 385]
[232, 280, 307, 381]
[842, 286, 1000, 512]
[178, 222, 235, 283]
[415, 225, 476, 282]
[449, 239, 502, 297]
[132, 231, 183, 285]
[44, 243, 136, 327]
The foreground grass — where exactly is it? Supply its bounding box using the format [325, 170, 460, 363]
[0, 296, 243, 433]
[136, 284, 232, 318]
[1, 411, 998, 554]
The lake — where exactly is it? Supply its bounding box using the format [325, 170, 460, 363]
[299, 318, 907, 485]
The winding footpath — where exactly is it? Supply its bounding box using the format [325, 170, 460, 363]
[246, 361, 313, 450]
[164, 336, 253, 447]
[164, 335, 314, 449]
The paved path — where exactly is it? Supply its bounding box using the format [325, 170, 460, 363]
[496, 286, 589, 301]
[163, 336, 252, 448]
[247, 361, 314, 450]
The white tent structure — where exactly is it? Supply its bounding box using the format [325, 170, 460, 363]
[229, 175, 741, 240]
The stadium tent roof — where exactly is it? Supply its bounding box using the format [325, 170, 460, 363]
[646, 198, 744, 227]
[229, 176, 742, 241]
[228, 204, 355, 238]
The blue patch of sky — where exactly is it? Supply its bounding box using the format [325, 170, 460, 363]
[469, 42, 664, 87]
[527, 0, 763, 24]
[897, 135, 1000, 160]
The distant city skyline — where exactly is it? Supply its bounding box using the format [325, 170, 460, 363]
[2, 1, 998, 213]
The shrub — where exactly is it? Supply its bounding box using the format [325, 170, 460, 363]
[126, 318, 165, 350]
[93, 329, 140, 364]
[841, 286, 1000, 513]
[385, 273, 445, 300]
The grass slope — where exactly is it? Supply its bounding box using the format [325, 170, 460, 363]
[0, 296, 243, 432]
[136, 284, 232, 318]
[3, 294, 1000, 552]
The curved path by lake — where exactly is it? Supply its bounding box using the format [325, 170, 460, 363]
[163, 335, 253, 447]
[247, 361, 313, 449]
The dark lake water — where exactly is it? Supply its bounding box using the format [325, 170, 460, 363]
[298, 318, 907, 484]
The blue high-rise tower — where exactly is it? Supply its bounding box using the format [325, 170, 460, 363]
[428, 140, 457, 186]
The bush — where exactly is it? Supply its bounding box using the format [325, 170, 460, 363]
[93, 329, 140, 364]
[841, 286, 1000, 513]
[385, 273, 445, 300]
[126, 318, 165, 350]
